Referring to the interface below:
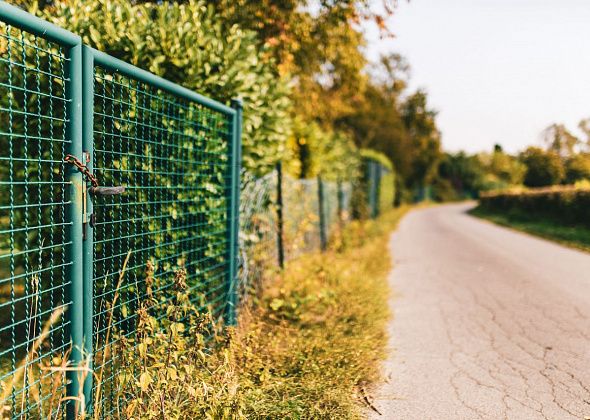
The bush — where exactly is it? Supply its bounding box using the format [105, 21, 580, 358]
[566, 153, 590, 184]
[520, 147, 565, 187]
[36, 0, 291, 174]
[479, 186, 590, 227]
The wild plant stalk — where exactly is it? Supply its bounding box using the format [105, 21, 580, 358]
[20, 272, 40, 416]
[0, 305, 65, 416]
[93, 250, 132, 419]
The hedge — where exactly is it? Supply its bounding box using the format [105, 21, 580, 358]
[479, 187, 590, 227]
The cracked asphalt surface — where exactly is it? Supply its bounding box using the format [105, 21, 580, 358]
[370, 203, 590, 420]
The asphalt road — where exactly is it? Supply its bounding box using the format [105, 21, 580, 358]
[370, 203, 590, 420]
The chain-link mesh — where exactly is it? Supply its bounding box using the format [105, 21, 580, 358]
[238, 171, 278, 296]
[90, 63, 234, 416]
[238, 171, 354, 294]
[0, 21, 70, 419]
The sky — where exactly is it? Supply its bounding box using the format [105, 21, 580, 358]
[363, 0, 590, 154]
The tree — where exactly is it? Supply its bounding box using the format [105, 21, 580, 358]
[487, 146, 526, 186]
[542, 123, 580, 158]
[578, 118, 590, 149]
[520, 147, 565, 187]
[437, 152, 486, 199]
[565, 153, 590, 184]
[400, 90, 443, 190]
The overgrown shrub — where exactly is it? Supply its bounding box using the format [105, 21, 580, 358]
[34, 0, 291, 174]
[285, 116, 361, 181]
[479, 186, 590, 227]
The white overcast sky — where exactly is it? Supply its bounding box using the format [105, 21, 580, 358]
[362, 0, 590, 154]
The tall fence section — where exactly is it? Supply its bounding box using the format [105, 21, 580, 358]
[0, 3, 240, 418]
[0, 3, 394, 418]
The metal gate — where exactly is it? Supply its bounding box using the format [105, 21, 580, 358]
[0, 2, 241, 418]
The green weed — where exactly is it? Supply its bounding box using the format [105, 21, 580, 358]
[113, 207, 408, 419]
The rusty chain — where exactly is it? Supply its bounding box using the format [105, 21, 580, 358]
[64, 154, 99, 188]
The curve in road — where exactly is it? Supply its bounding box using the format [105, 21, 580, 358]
[371, 202, 590, 420]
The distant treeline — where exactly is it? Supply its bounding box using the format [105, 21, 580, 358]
[433, 121, 590, 201]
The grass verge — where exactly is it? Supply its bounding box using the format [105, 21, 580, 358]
[470, 206, 590, 253]
[119, 206, 408, 419]
[234, 206, 408, 418]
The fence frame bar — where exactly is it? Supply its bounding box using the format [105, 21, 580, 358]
[90, 48, 236, 116]
[65, 42, 86, 420]
[276, 162, 285, 269]
[0, 1, 81, 47]
[317, 176, 327, 251]
[337, 179, 344, 227]
[225, 98, 243, 325]
[81, 45, 95, 413]
[0, 3, 86, 416]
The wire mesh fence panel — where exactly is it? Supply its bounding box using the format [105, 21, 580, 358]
[321, 181, 339, 240]
[88, 54, 236, 416]
[379, 170, 395, 212]
[238, 171, 278, 297]
[282, 177, 321, 259]
[0, 16, 75, 420]
[339, 182, 353, 223]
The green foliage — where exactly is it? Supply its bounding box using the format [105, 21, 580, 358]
[520, 147, 565, 187]
[437, 147, 526, 200]
[542, 123, 580, 158]
[341, 55, 442, 196]
[471, 206, 590, 253]
[114, 269, 246, 419]
[565, 153, 590, 184]
[286, 116, 361, 181]
[36, 0, 291, 174]
[400, 90, 443, 188]
[437, 152, 486, 199]
[234, 207, 407, 418]
[380, 172, 396, 210]
[360, 149, 394, 171]
[485, 146, 527, 187]
[479, 186, 590, 228]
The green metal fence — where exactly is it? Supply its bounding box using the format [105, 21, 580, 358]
[364, 158, 394, 219]
[0, 3, 241, 418]
[238, 159, 392, 300]
[238, 166, 357, 299]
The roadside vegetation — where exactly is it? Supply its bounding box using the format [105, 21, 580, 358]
[471, 187, 590, 252]
[18, 0, 444, 194]
[433, 123, 590, 201]
[116, 207, 408, 419]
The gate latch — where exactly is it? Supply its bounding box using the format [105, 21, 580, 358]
[64, 154, 125, 196]
[89, 186, 126, 196]
[64, 153, 125, 240]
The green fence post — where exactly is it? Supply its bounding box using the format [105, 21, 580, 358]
[65, 42, 85, 419]
[367, 161, 376, 219]
[226, 99, 242, 326]
[392, 170, 397, 208]
[337, 179, 344, 227]
[317, 176, 327, 251]
[276, 162, 285, 270]
[374, 163, 383, 217]
[81, 45, 94, 412]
